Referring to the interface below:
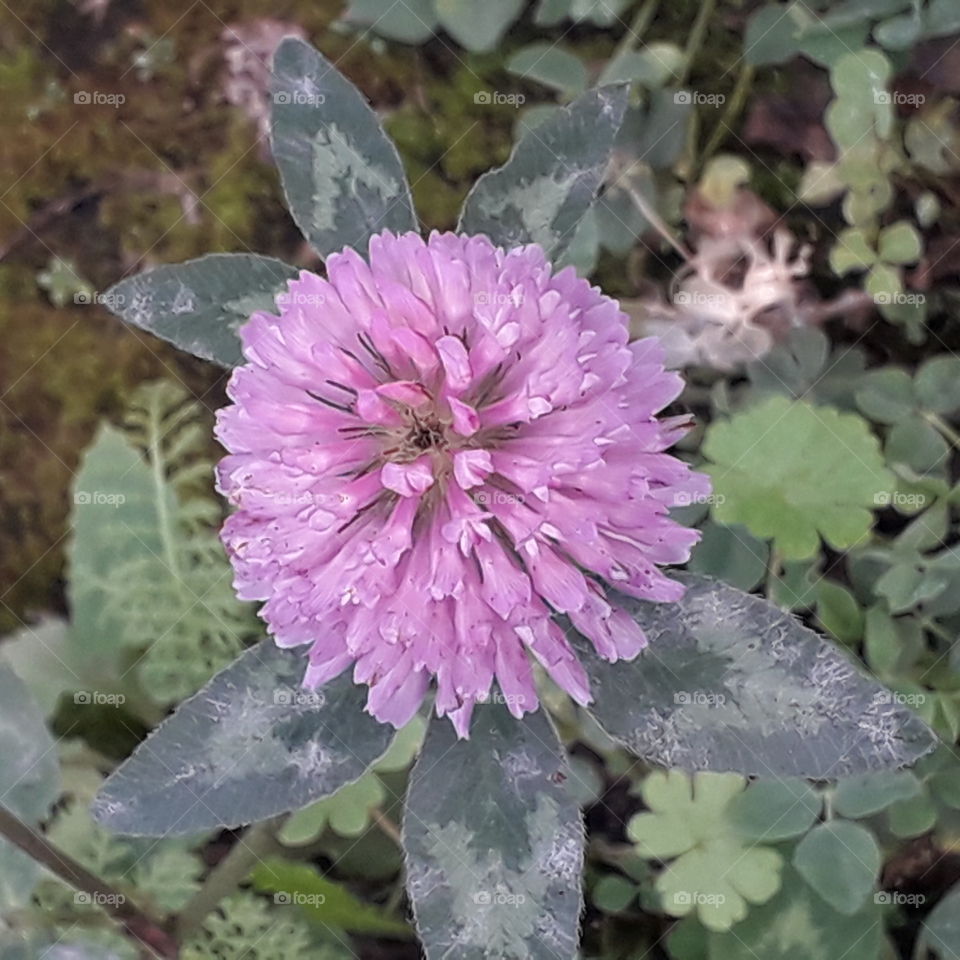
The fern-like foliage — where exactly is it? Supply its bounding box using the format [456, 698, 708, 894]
[182, 894, 347, 960]
[67, 380, 258, 705]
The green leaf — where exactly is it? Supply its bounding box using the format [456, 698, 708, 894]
[459, 85, 629, 259]
[68, 384, 255, 704]
[0, 665, 61, 910]
[105, 254, 297, 367]
[592, 874, 637, 913]
[916, 356, 960, 414]
[743, 5, 801, 65]
[830, 227, 877, 274]
[921, 881, 960, 959]
[816, 581, 864, 643]
[706, 864, 883, 960]
[91, 642, 393, 835]
[687, 521, 769, 592]
[507, 44, 587, 95]
[832, 770, 923, 818]
[279, 772, 385, 843]
[182, 892, 319, 960]
[599, 43, 684, 87]
[270, 37, 417, 259]
[1, 617, 82, 716]
[927, 0, 960, 37]
[878, 221, 922, 264]
[435, 0, 524, 51]
[792, 821, 880, 915]
[403, 704, 583, 960]
[572, 574, 938, 777]
[628, 771, 782, 931]
[703, 396, 894, 560]
[887, 416, 949, 473]
[887, 790, 937, 837]
[343, 0, 438, 43]
[252, 860, 411, 938]
[855, 368, 916, 424]
[725, 777, 822, 842]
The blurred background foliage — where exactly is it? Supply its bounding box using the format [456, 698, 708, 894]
[7, 0, 960, 957]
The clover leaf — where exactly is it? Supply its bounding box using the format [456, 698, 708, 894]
[627, 770, 783, 931]
[703, 396, 895, 559]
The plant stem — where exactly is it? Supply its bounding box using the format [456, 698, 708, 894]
[613, 0, 662, 60]
[175, 816, 285, 940]
[679, 0, 718, 86]
[371, 807, 403, 846]
[700, 63, 755, 167]
[925, 411, 960, 450]
[621, 179, 693, 260]
[0, 806, 176, 958]
[765, 547, 783, 604]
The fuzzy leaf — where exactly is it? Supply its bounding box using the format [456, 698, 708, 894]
[271, 37, 417, 259]
[92, 642, 393, 836]
[105, 254, 297, 367]
[459, 85, 629, 259]
[404, 704, 583, 960]
[703, 396, 894, 559]
[573, 573, 938, 777]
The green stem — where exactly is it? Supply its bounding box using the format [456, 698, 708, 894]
[700, 63, 755, 167]
[147, 399, 181, 582]
[679, 0, 718, 86]
[765, 547, 783, 604]
[0, 806, 176, 957]
[925, 411, 960, 450]
[176, 816, 285, 940]
[613, 0, 662, 59]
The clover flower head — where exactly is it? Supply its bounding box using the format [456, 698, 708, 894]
[216, 230, 709, 736]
